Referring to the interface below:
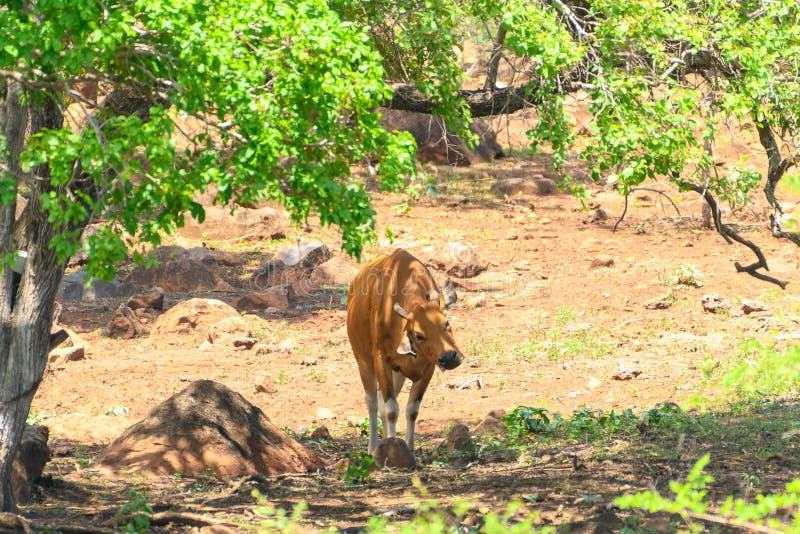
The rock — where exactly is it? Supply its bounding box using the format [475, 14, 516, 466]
[309, 425, 332, 441]
[378, 108, 504, 166]
[251, 241, 332, 293]
[149, 298, 242, 340]
[584, 208, 608, 224]
[311, 256, 360, 287]
[96, 380, 324, 476]
[233, 337, 258, 350]
[178, 205, 286, 241]
[643, 293, 673, 310]
[255, 376, 278, 394]
[127, 289, 165, 311]
[590, 255, 615, 268]
[472, 414, 505, 435]
[11, 425, 50, 505]
[59, 269, 137, 303]
[741, 300, 768, 314]
[490, 177, 559, 197]
[701, 293, 731, 314]
[427, 242, 487, 279]
[207, 317, 249, 345]
[230, 286, 292, 312]
[612, 369, 642, 381]
[107, 305, 148, 339]
[445, 423, 476, 458]
[373, 437, 416, 468]
[587, 377, 603, 390]
[211, 250, 245, 267]
[48, 345, 85, 365]
[124, 258, 233, 293]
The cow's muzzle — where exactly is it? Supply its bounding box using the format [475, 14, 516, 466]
[438, 350, 462, 370]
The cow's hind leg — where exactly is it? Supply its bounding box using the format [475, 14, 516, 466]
[355, 355, 381, 454]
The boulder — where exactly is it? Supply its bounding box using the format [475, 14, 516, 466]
[178, 205, 286, 241]
[107, 305, 149, 340]
[96, 380, 324, 477]
[251, 241, 332, 294]
[230, 285, 292, 312]
[124, 258, 233, 293]
[149, 298, 241, 341]
[426, 242, 487, 279]
[373, 437, 416, 468]
[702, 293, 731, 314]
[11, 425, 50, 505]
[127, 288, 165, 311]
[445, 423, 476, 456]
[379, 108, 504, 166]
[490, 176, 559, 197]
[311, 256, 360, 287]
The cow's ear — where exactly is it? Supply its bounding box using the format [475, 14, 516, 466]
[396, 334, 417, 356]
[442, 277, 457, 309]
[393, 302, 409, 319]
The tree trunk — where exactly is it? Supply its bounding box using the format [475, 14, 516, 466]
[0, 82, 66, 512]
[0, 79, 29, 512]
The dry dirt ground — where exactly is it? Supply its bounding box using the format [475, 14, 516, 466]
[19, 127, 800, 532]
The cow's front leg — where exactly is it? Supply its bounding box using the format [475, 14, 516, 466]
[376, 359, 399, 441]
[405, 369, 433, 453]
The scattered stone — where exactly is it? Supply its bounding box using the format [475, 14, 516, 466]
[127, 289, 165, 311]
[587, 377, 603, 390]
[741, 300, 768, 314]
[199, 340, 214, 352]
[48, 345, 85, 366]
[445, 423, 476, 458]
[590, 255, 615, 268]
[310, 425, 332, 441]
[178, 205, 286, 241]
[373, 437, 416, 468]
[254, 376, 278, 395]
[612, 369, 642, 381]
[701, 293, 731, 314]
[643, 293, 673, 310]
[96, 380, 324, 477]
[583, 208, 608, 224]
[490, 176, 559, 197]
[107, 305, 148, 339]
[233, 337, 258, 350]
[230, 285, 293, 312]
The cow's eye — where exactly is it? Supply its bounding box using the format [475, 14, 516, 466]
[415, 332, 426, 342]
[444, 321, 450, 330]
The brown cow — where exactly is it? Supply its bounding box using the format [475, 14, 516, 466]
[346, 249, 464, 456]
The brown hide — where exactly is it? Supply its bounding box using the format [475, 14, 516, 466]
[346, 249, 462, 456]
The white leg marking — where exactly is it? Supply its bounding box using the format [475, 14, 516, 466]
[405, 399, 421, 452]
[383, 396, 399, 439]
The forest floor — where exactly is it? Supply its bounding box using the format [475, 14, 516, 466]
[20, 118, 800, 532]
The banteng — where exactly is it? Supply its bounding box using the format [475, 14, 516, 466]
[346, 249, 463, 457]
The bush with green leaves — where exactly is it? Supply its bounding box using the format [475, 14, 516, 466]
[116, 490, 153, 534]
[616, 454, 800, 532]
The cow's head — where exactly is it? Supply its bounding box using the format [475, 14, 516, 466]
[393, 281, 462, 371]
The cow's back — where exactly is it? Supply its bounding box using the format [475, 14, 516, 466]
[346, 250, 436, 358]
